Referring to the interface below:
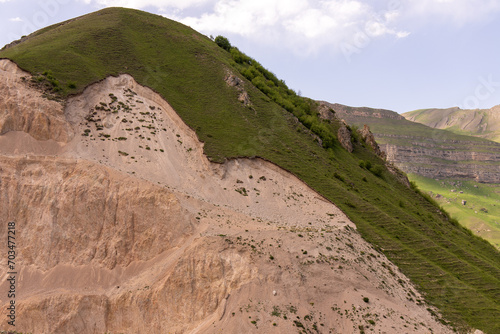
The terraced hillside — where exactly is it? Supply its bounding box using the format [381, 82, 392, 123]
[322, 102, 500, 184]
[1, 7, 499, 333]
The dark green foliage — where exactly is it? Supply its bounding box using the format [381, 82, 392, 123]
[370, 165, 384, 177]
[229, 47, 337, 149]
[294, 320, 305, 328]
[215, 35, 231, 51]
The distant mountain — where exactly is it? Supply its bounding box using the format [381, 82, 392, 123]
[320, 101, 500, 183]
[321, 102, 406, 121]
[404, 106, 500, 143]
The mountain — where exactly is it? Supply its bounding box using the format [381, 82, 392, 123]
[404, 106, 500, 143]
[1, 7, 499, 333]
[321, 102, 500, 184]
[321, 101, 500, 247]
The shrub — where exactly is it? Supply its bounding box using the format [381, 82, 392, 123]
[370, 165, 383, 177]
[334, 172, 344, 182]
[214, 35, 231, 51]
[230, 47, 252, 64]
[271, 306, 281, 317]
[230, 45, 338, 153]
[293, 320, 304, 328]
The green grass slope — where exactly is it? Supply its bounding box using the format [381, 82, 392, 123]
[1, 8, 500, 333]
[408, 174, 500, 249]
[404, 107, 500, 143]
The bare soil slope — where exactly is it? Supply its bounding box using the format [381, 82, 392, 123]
[0, 60, 454, 333]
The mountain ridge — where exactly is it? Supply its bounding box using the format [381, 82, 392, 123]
[0, 7, 499, 333]
[404, 106, 500, 143]
[321, 101, 500, 184]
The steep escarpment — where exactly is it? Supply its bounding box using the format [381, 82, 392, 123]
[321, 101, 500, 183]
[380, 137, 500, 182]
[323, 102, 406, 121]
[0, 60, 455, 333]
[0, 59, 73, 142]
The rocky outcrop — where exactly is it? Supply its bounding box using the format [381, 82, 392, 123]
[318, 103, 336, 121]
[320, 101, 405, 120]
[0, 59, 74, 142]
[360, 124, 386, 159]
[337, 120, 353, 152]
[225, 71, 251, 106]
[385, 162, 411, 188]
[380, 138, 500, 183]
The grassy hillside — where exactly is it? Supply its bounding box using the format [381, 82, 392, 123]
[404, 107, 500, 143]
[328, 102, 500, 245]
[1, 7, 500, 333]
[408, 174, 500, 249]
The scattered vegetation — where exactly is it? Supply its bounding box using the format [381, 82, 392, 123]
[228, 44, 337, 149]
[2, 8, 498, 333]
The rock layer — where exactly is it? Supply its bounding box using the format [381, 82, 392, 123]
[320, 101, 500, 183]
[0, 59, 73, 142]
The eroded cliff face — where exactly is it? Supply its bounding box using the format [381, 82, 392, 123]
[0, 59, 73, 142]
[320, 101, 500, 183]
[380, 139, 500, 183]
[321, 101, 406, 121]
[0, 60, 454, 333]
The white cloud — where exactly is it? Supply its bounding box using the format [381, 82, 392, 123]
[80, 0, 410, 55]
[79, 0, 500, 56]
[178, 0, 308, 36]
[404, 0, 500, 24]
[177, 0, 408, 55]
[9, 17, 22, 22]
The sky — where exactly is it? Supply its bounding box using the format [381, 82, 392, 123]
[1, 0, 500, 113]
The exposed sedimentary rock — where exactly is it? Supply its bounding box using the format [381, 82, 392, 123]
[0, 60, 454, 334]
